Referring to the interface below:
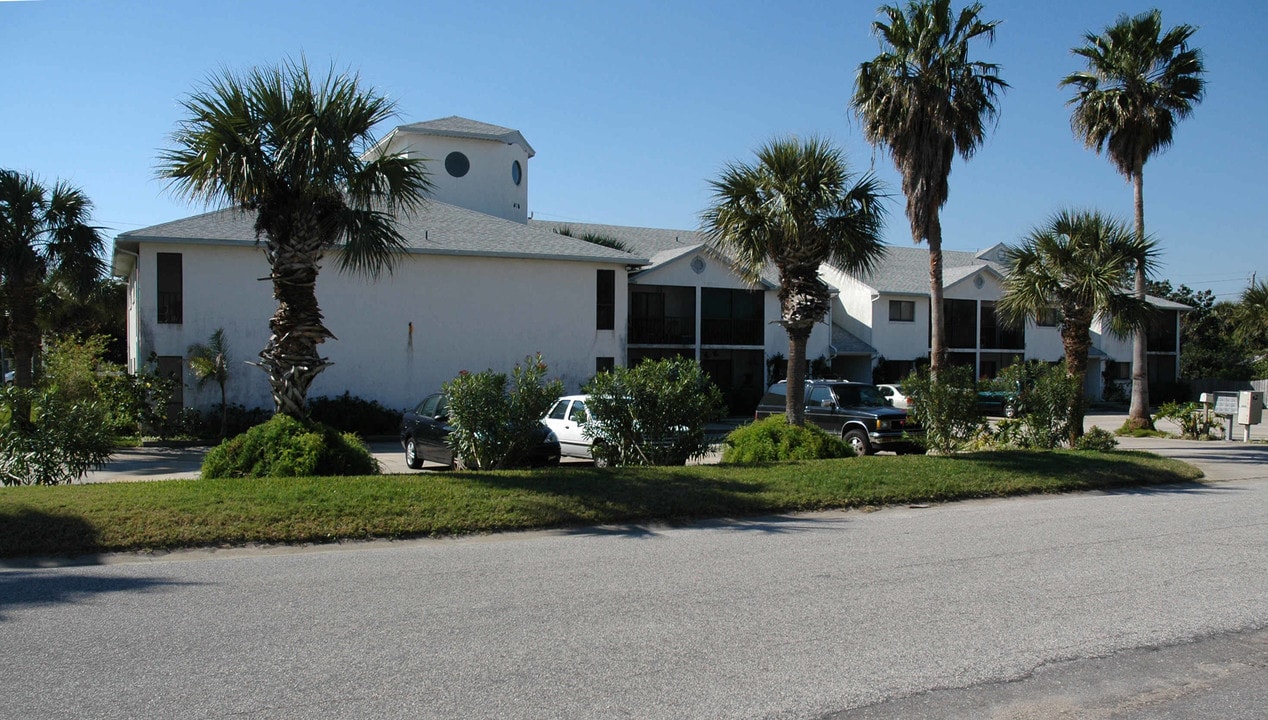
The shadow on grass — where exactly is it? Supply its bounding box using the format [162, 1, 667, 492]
[0, 509, 103, 561]
[0, 570, 195, 621]
[951, 450, 1211, 494]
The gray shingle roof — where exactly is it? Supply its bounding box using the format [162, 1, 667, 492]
[530, 219, 781, 287]
[394, 116, 535, 157]
[116, 201, 647, 265]
[831, 326, 878, 356]
[858, 245, 1005, 296]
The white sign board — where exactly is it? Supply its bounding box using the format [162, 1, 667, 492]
[1213, 394, 1239, 416]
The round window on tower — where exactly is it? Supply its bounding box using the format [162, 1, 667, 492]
[445, 151, 470, 178]
[512, 160, 523, 186]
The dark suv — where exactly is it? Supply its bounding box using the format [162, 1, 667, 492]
[754, 380, 924, 455]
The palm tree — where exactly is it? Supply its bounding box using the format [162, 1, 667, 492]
[1062, 9, 1205, 430]
[188, 328, 232, 438]
[0, 170, 105, 427]
[702, 137, 886, 425]
[159, 59, 432, 418]
[997, 210, 1157, 443]
[1232, 279, 1268, 353]
[852, 0, 1007, 376]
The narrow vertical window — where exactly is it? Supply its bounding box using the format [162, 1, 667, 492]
[596, 269, 615, 330]
[156, 252, 183, 324]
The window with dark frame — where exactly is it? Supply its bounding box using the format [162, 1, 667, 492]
[1036, 307, 1061, 327]
[595, 356, 615, 374]
[156, 252, 183, 324]
[889, 299, 915, 322]
[596, 269, 615, 330]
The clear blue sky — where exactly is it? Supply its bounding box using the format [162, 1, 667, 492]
[3, 0, 1264, 300]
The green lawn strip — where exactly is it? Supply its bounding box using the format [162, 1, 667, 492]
[0, 450, 1201, 558]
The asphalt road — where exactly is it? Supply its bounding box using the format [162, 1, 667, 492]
[3, 434, 1266, 719]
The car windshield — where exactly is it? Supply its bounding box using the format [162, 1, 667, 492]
[833, 384, 888, 408]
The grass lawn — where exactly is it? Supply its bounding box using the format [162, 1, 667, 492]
[1, 450, 1202, 558]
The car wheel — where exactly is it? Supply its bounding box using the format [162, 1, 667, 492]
[1004, 404, 1018, 419]
[450, 453, 469, 471]
[844, 429, 872, 456]
[590, 442, 610, 468]
[405, 437, 423, 470]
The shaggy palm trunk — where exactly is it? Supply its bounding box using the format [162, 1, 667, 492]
[926, 214, 946, 377]
[1127, 170, 1153, 430]
[258, 215, 336, 419]
[1061, 310, 1093, 445]
[780, 269, 830, 426]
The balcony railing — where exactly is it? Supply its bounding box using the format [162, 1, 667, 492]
[629, 316, 694, 345]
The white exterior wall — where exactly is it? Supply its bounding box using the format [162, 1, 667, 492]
[822, 267, 876, 345]
[870, 293, 930, 361]
[130, 242, 627, 411]
[387, 134, 530, 223]
[1024, 323, 1065, 362]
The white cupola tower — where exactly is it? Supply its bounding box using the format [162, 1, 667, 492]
[378, 116, 534, 223]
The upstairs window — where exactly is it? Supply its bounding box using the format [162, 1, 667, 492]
[156, 252, 183, 324]
[889, 300, 914, 322]
[596, 269, 615, 330]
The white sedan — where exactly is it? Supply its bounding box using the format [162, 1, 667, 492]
[875, 383, 910, 409]
[542, 394, 603, 463]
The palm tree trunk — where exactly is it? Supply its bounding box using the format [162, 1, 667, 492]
[1061, 312, 1093, 445]
[785, 330, 809, 425]
[1127, 170, 1153, 430]
[928, 214, 946, 377]
[258, 220, 335, 419]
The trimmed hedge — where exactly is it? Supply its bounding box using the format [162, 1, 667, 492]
[201, 415, 381, 478]
[722, 415, 854, 464]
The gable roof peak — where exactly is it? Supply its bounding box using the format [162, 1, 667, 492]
[394, 116, 535, 157]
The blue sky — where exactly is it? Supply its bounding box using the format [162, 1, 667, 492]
[2, 0, 1264, 300]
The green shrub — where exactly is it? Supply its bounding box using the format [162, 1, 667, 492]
[0, 387, 114, 485]
[170, 404, 271, 441]
[442, 354, 564, 470]
[307, 391, 401, 436]
[722, 415, 853, 464]
[584, 357, 725, 466]
[201, 414, 380, 478]
[989, 361, 1080, 449]
[903, 365, 984, 454]
[1157, 401, 1218, 440]
[1075, 426, 1118, 452]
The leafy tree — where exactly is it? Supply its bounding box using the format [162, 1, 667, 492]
[188, 328, 232, 438]
[1148, 280, 1254, 380]
[442, 354, 564, 470]
[584, 357, 725, 466]
[852, 0, 1006, 376]
[159, 59, 432, 418]
[998, 210, 1157, 442]
[1062, 9, 1206, 429]
[702, 137, 886, 425]
[0, 170, 105, 428]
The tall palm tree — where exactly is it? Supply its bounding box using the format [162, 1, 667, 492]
[997, 210, 1157, 443]
[702, 137, 886, 425]
[1062, 9, 1205, 430]
[159, 59, 432, 418]
[852, 0, 1006, 375]
[1232, 279, 1268, 353]
[0, 170, 105, 417]
[188, 328, 231, 438]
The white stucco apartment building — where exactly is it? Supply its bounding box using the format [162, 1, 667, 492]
[113, 116, 1184, 415]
